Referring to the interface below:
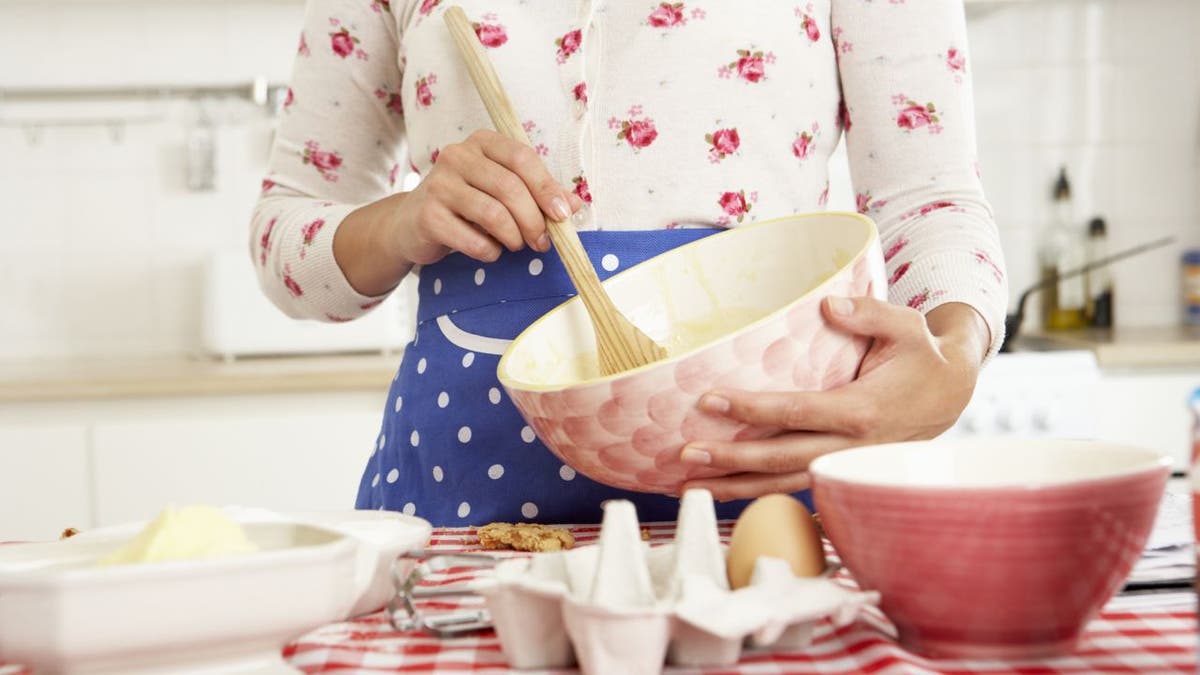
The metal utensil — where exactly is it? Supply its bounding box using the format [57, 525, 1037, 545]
[1001, 236, 1175, 352]
[389, 550, 498, 637]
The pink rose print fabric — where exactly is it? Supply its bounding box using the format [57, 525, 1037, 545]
[610, 106, 658, 150]
[647, 3, 686, 28]
[946, 47, 966, 83]
[719, 48, 775, 82]
[414, 74, 437, 108]
[328, 20, 367, 61]
[374, 87, 403, 117]
[856, 191, 888, 215]
[251, 0, 1008, 367]
[974, 250, 1004, 283]
[716, 189, 757, 225]
[888, 261, 911, 284]
[796, 4, 821, 42]
[301, 218, 326, 246]
[792, 121, 820, 160]
[555, 29, 582, 63]
[883, 236, 909, 263]
[907, 288, 947, 311]
[302, 140, 343, 182]
[473, 14, 508, 48]
[706, 127, 739, 163]
[572, 175, 593, 204]
[832, 26, 852, 54]
[892, 94, 943, 134]
[522, 119, 550, 156]
[258, 217, 276, 266]
[283, 264, 303, 297]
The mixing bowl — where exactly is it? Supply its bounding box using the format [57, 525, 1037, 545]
[810, 439, 1171, 659]
[497, 212, 886, 493]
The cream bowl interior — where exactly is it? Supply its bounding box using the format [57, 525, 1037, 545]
[810, 439, 1173, 488]
[499, 213, 877, 389]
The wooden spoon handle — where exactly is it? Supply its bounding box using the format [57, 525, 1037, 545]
[444, 6, 666, 373]
[443, 10, 619, 326]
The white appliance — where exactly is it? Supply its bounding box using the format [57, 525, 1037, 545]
[202, 249, 417, 360]
[948, 350, 1102, 440]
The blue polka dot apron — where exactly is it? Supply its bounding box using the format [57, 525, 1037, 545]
[355, 228, 814, 526]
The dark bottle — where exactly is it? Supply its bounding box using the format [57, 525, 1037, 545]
[1085, 216, 1113, 328]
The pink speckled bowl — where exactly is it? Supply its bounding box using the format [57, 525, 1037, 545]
[497, 212, 886, 494]
[810, 440, 1171, 660]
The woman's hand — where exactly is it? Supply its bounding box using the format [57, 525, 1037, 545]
[334, 129, 583, 296]
[679, 298, 990, 502]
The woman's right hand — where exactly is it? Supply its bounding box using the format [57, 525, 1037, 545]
[335, 129, 583, 296]
[394, 129, 582, 264]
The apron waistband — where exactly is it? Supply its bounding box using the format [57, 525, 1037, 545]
[415, 228, 720, 324]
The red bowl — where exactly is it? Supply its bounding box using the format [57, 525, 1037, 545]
[810, 440, 1171, 659]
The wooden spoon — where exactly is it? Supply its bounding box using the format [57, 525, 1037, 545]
[444, 6, 667, 376]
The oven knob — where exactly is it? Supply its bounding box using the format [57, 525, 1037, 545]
[1031, 406, 1055, 432]
[995, 406, 1021, 433]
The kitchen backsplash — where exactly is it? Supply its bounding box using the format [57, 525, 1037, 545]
[0, 0, 1197, 360]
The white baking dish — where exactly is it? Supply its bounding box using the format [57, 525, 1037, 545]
[0, 510, 431, 674]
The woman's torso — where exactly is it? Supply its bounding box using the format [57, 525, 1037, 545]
[390, 0, 842, 230]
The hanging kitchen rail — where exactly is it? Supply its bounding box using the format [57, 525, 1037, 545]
[0, 78, 287, 143]
[0, 77, 286, 107]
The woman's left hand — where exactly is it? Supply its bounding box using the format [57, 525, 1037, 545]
[679, 297, 991, 502]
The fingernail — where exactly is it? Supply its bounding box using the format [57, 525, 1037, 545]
[700, 393, 730, 414]
[537, 233, 551, 251]
[550, 197, 570, 222]
[680, 446, 712, 465]
[828, 296, 854, 316]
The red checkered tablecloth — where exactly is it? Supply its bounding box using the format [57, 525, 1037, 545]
[282, 524, 1198, 674]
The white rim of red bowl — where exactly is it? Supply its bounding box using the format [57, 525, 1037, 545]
[808, 439, 1173, 491]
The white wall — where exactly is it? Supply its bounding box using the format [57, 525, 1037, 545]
[1, 0, 1197, 361]
[0, 0, 306, 360]
[966, 0, 1200, 326]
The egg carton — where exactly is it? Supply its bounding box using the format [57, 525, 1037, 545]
[392, 490, 878, 673]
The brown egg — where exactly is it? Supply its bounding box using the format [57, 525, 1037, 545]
[726, 494, 825, 589]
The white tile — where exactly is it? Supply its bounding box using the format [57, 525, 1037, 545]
[1024, 64, 1119, 145]
[1110, 65, 1200, 144]
[137, 4, 232, 85]
[226, 2, 307, 83]
[1094, 143, 1198, 224]
[967, 0, 1107, 68]
[0, 425, 92, 539]
[1102, 0, 1199, 69]
[149, 253, 205, 354]
[996, 225, 1038, 312]
[971, 67, 1036, 144]
[977, 144, 1039, 229]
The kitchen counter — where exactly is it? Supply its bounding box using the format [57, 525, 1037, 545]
[4, 324, 1197, 402]
[0, 352, 400, 402]
[1018, 325, 1200, 369]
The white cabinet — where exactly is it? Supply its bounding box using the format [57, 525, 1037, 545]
[92, 403, 381, 526]
[0, 425, 91, 541]
[0, 390, 387, 538]
[1094, 369, 1199, 471]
